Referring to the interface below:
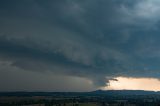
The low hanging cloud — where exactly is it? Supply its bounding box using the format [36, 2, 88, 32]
[1, 0, 160, 89]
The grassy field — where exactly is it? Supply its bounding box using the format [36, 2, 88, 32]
[63, 103, 98, 106]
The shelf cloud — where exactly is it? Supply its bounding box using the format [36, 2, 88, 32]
[1, 0, 160, 91]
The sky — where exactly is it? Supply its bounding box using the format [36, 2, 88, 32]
[104, 77, 160, 91]
[1, 0, 160, 91]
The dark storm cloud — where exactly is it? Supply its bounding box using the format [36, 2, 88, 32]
[1, 0, 160, 89]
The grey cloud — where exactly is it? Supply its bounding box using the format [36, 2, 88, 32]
[0, 60, 94, 92]
[1, 0, 160, 90]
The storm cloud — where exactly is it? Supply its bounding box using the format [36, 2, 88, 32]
[1, 0, 160, 91]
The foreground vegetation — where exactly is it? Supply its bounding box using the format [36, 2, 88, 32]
[1, 91, 160, 106]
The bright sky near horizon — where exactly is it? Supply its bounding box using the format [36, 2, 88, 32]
[104, 77, 160, 91]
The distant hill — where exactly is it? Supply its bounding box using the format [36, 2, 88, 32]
[0, 90, 160, 97]
[91, 90, 160, 95]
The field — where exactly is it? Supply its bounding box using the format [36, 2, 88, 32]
[64, 103, 98, 106]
